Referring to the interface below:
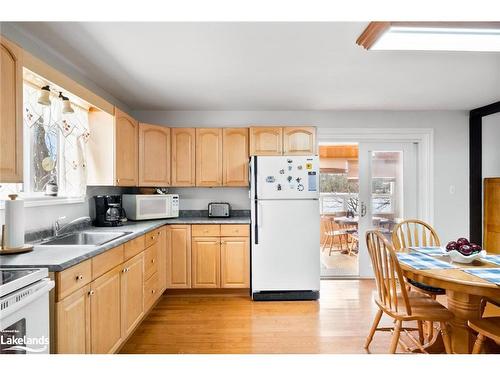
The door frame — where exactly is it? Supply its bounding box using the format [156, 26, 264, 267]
[317, 127, 434, 225]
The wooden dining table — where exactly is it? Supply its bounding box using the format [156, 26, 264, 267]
[399, 250, 500, 354]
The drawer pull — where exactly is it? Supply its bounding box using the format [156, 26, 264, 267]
[151, 259, 155, 264]
[76, 274, 84, 281]
[151, 289, 156, 294]
[151, 235, 156, 240]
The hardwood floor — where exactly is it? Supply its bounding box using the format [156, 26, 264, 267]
[120, 280, 420, 354]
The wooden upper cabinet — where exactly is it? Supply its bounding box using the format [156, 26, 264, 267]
[90, 265, 122, 354]
[223, 128, 249, 186]
[115, 108, 138, 186]
[0, 36, 23, 182]
[55, 285, 91, 354]
[166, 225, 192, 288]
[283, 127, 316, 155]
[221, 237, 250, 288]
[196, 128, 222, 186]
[139, 123, 170, 187]
[249, 127, 283, 156]
[171, 128, 196, 186]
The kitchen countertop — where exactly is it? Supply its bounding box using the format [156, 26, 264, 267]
[0, 216, 250, 272]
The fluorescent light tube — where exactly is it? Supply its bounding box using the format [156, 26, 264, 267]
[371, 26, 500, 52]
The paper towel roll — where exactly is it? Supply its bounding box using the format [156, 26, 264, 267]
[4, 194, 25, 248]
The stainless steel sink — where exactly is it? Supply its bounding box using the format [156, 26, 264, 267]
[40, 231, 131, 246]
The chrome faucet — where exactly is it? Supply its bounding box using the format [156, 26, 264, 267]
[54, 216, 92, 237]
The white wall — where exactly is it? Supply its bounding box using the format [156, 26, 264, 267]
[168, 188, 249, 211]
[134, 110, 469, 242]
[482, 112, 500, 178]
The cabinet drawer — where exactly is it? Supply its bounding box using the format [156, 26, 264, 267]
[220, 225, 249, 237]
[124, 235, 145, 260]
[145, 228, 162, 248]
[144, 241, 159, 281]
[192, 224, 220, 237]
[92, 245, 124, 280]
[144, 272, 160, 312]
[56, 260, 92, 301]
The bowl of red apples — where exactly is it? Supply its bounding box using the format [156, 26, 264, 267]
[445, 238, 486, 264]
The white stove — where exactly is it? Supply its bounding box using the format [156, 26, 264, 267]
[0, 268, 54, 354]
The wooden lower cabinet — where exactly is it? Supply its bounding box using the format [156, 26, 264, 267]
[192, 237, 221, 288]
[165, 225, 250, 290]
[144, 272, 160, 312]
[121, 252, 145, 337]
[166, 225, 192, 288]
[54, 227, 168, 354]
[90, 265, 122, 354]
[55, 285, 91, 354]
[221, 237, 250, 288]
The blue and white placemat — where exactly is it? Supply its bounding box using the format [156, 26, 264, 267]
[482, 255, 500, 266]
[410, 246, 447, 256]
[462, 268, 500, 286]
[397, 252, 457, 270]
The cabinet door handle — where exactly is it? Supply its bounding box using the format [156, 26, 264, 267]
[116, 178, 120, 184]
[76, 274, 84, 281]
[151, 289, 156, 294]
[151, 259, 155, 264]
[88, 290, 95, 296]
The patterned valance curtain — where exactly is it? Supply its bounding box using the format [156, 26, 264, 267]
[23, 84, 90, 197]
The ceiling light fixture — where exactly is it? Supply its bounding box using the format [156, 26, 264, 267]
[356, 22, 500, 52]
[37, 85, 52, 106]
[59, 92, 74, 114]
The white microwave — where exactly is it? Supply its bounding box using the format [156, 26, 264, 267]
[122, 194, 179, 220]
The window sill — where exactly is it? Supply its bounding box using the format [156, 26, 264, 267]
[0, 196, 85, 209]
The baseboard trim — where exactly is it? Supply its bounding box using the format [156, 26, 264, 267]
[165, 288, 251, 297]
[252, 290, 319, 301]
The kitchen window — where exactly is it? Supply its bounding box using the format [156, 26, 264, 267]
[0, 76, 90, 204]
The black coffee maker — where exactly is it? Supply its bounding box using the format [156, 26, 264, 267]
[93, 195, 127, 227]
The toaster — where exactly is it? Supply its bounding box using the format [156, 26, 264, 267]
[208, 202, 231, 218]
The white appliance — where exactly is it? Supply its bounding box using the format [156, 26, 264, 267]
[0, 268, 55, 354]
[122, 194, 179, 220]
[250, 155, 320, 300]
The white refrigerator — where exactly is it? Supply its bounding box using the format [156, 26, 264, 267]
[250, 155, 320, 300]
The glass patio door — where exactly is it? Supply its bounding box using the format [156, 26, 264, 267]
[357, 142, 418, 277]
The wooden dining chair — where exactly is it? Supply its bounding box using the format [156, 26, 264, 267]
[469, 318, 500, 354]
[364, 230, 454, 354]
[391, 219, 446, 298]
[320, 216, 348, 255]
[469, 298, 500, 353]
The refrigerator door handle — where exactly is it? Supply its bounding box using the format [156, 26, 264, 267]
[254, 200, 259, 244]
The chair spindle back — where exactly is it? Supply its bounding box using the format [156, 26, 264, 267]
[366, 230, 412, 316]
[392, 219, 441, 250]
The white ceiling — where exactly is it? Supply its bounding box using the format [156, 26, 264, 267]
[11, 22, 500, 111]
